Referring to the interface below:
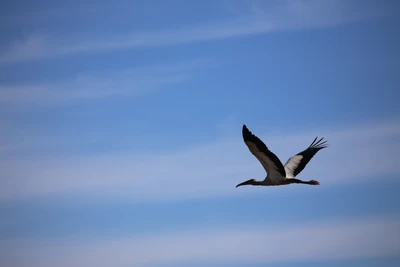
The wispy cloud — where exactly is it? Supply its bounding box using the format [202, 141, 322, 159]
[0, 59, 205, 107]
[1, 119, 399, 202]
[0, 0, 384, 64]
[1, 216, 399, 267]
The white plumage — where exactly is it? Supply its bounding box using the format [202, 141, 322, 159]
[284, 155, 303, 178]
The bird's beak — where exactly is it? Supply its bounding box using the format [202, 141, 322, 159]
[236, 179, 252, 188]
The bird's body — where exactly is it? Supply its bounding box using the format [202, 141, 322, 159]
[236, 125, 328, 188]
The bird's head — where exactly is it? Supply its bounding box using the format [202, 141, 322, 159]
[236, 178, 256, 188]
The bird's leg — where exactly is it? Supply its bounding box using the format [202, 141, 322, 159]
[308, 180, 320, 185]
[285, 178, 320, 185]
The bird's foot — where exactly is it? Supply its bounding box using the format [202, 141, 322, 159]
[309, 180, 320, 185]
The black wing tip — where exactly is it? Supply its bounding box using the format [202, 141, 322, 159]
[242, 125, 263, 145]
[310, 136, 329, 150]
[242, 124, 252, 138]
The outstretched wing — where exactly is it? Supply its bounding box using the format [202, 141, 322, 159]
[284, 137, 328, 178]
[242, 125, 286, 178]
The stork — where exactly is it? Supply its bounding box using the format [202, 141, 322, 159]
[236, 124, 328, 188]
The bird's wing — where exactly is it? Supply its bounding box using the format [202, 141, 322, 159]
[242, 125, 286, 178]
[284, 137, 328, 178]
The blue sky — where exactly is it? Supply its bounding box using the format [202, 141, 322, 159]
[1, 0, 400, 266]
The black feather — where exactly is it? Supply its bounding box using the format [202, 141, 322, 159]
[242, 124, 286, 177]
[291, 136, 328, 177]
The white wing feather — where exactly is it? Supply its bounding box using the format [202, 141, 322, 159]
[284, 155, 303, 178]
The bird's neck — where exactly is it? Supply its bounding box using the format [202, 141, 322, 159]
[252, 180, 264, 186]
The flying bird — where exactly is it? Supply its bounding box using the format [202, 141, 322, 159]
[236, 125, 328, 188]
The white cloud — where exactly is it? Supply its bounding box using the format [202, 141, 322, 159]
[0, 119, 399, 202]
[0, 217, 399, 267]
[0, 59, 205, 106]
[0, 0, 383, 64]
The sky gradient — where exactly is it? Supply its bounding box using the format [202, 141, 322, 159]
[1, 1, 400, 266]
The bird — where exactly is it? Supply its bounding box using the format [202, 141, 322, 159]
[236, 124, 328, 188]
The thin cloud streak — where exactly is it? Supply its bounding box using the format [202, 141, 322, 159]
[0, 59, 205, 107]
[0, 119, 399, 202]
[0, 0, 383, 64]
[1, 217, 399, 267]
